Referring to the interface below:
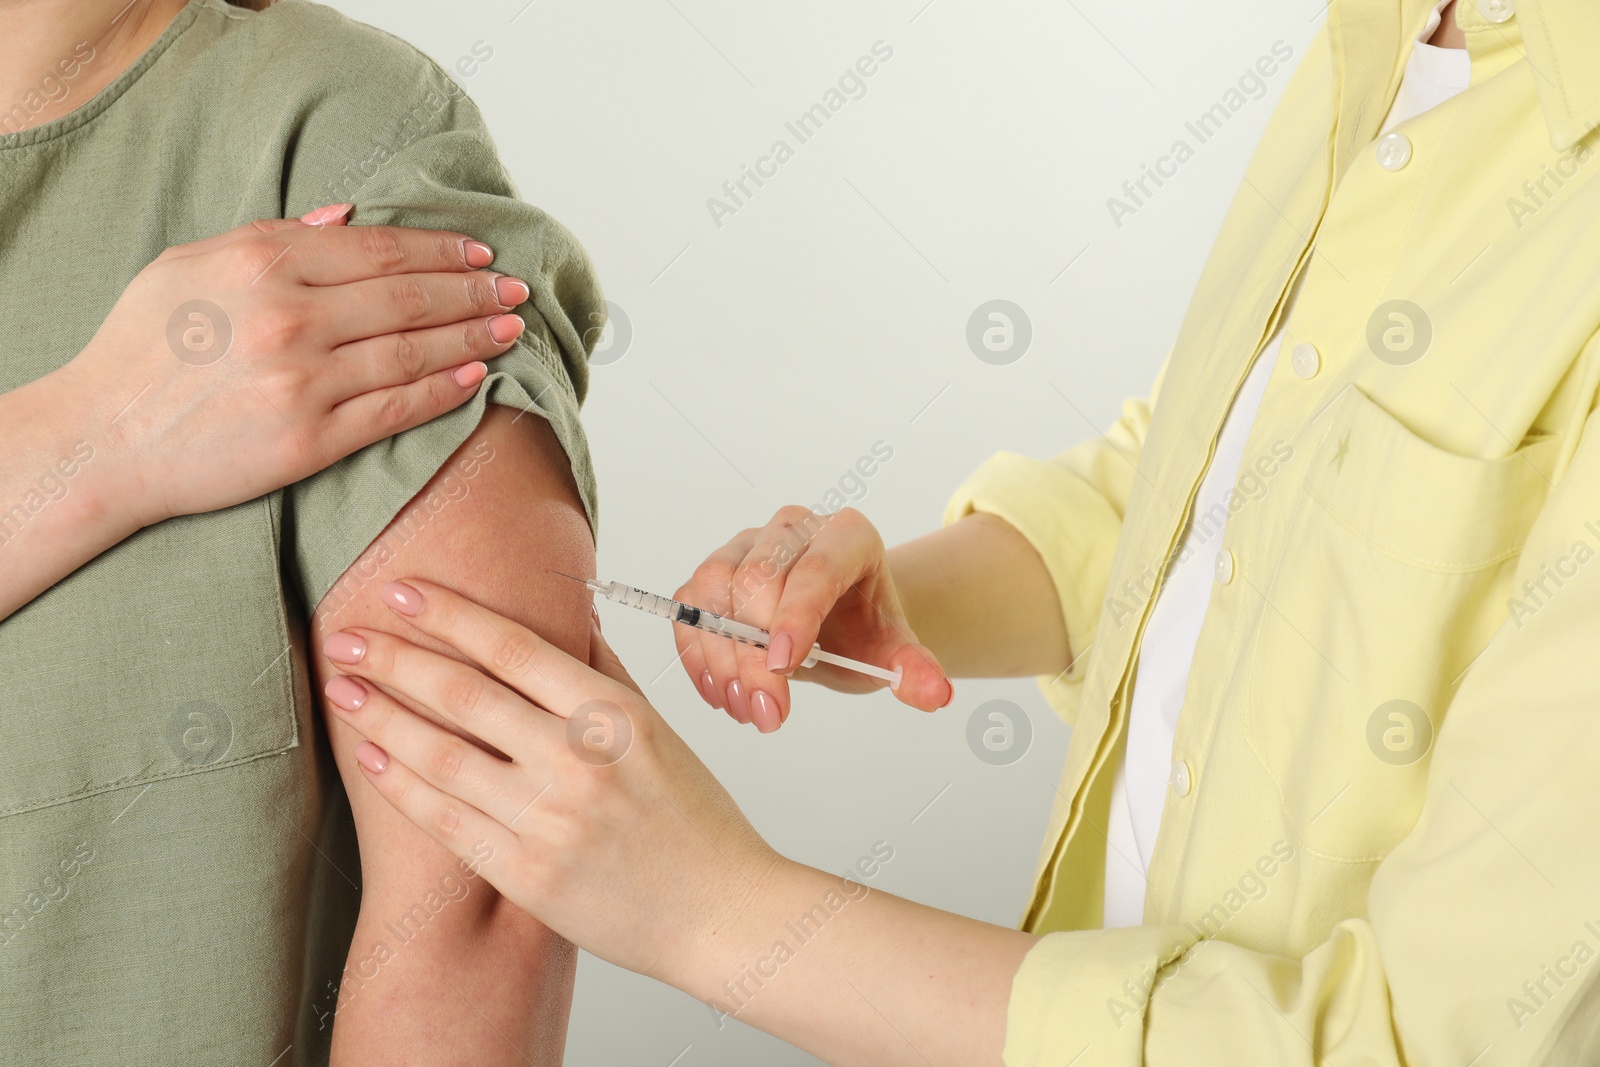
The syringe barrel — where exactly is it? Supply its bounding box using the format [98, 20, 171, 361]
[605, 583, 679, 620]
[603, 584, 772, 648]
[591, 577, 894, 687]
[677, 608, 771, 648]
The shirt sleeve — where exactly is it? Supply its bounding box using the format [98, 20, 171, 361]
[999, 401, 1600, 1066]
[276, 57, 604, 615]
[942, 359, 1169, 723]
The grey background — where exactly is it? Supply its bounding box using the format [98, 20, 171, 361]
[324, 1, 1319, 1062]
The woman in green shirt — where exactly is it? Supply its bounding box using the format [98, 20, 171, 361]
[1, 0, 607, 1063]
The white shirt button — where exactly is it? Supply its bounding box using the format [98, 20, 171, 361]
[1376, 132, 1413, 171]
[1291, 342, 1321, 379]
[1478, 0, 1514, 24]
[1214, 548, 1235, 585]
[1170, 760, 1193, 797]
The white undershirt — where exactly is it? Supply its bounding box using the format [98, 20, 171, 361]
[1102, 9, 1470, 929]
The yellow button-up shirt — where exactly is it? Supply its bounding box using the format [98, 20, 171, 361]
[947, 1, 1600, 1062]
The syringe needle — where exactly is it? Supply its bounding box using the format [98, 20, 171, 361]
[549, 569, 592, 584]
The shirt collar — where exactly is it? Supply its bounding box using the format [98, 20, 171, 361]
[1333, 0, 1600, 153]
[1501, 0, 1600, 148]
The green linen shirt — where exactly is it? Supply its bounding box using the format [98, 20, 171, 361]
[0, 2, 601, 1063]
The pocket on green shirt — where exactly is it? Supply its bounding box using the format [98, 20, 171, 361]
[0, 499, 301, 819]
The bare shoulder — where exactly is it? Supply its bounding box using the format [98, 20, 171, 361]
[313, 403, 596, 673]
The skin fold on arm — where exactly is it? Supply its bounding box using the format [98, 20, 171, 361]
[310, 404, 594, 1066]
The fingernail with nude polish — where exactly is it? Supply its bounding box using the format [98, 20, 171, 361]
[726, 679, 751, 724]
[464, 240, 494, 267]
[765, 632, 793, 673]
[488, 314, 525, 344]
[300, 203, 353, 226]
[494, 276, 530, 307]
[324, 675, 367, 712]
[700, 670, 722, 709]
[382, 581, 425, 617]
[751, 690, 781, 733]
[453, 362, 487, 388]
[355, 741, 389, 773]
[323, 632, 366, 664]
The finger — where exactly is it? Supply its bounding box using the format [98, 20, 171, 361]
[300, 203, 354, 227]
[724, 557, 791, 734]
[351, 740, 528, 889]
[701, 624, 749, 725]
[281, 224, 495, 285]
[732, 635, 788, 732]
[776, 508, 952, 712]
[368, 579, 625, 717]
[821, 582, 953, 712]
[330, 311, 524, 396]
[883, 640, 956, 712]
[159, 215, 322, 261]
[723, 507, 839, 731]
[765, 508, 880, 674]
[320, 363, 491, 459]
[671, 581, 725, 712]
[672, 617, 717, 711]
[677, 544, 750, 723]
[324, 674, 538, 826]
[676, 531, 756, 719]
[322, 626, 556, 758]
[314, 270, 529, 345]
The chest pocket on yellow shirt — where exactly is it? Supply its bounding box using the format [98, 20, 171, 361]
[1243, 385, 1558, 862]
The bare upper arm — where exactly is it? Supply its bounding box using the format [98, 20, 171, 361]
[310, 404, 594, 1064]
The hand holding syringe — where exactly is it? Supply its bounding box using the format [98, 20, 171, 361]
[556, 573, 904, 689]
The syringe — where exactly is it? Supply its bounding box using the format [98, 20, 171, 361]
[556, 572, 903, 689]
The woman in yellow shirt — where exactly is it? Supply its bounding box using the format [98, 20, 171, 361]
[315, 0, 1600, 1062]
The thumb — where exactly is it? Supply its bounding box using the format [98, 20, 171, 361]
[299, 202, 354, 227]
[158, 209, 348, 263]
[588, 612, 644, 697]
[886, 640, 955, 713]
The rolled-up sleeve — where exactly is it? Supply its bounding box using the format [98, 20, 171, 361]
[1001, 922, 1395, 1066]
[277, 44, 604, 614]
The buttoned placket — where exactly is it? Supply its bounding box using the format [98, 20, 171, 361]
[1137, 24, 1467, 919]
